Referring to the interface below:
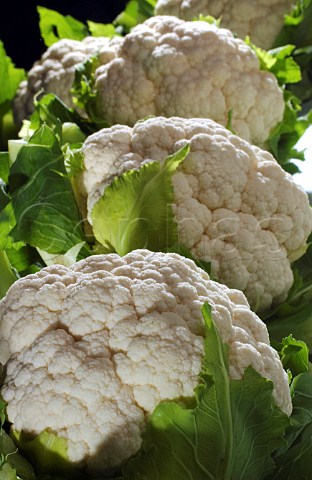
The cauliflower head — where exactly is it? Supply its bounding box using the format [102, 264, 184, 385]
[13, 35, 122, 125]
[155, 0, 295, 49]
[93, 15, 285, 146]
[0, 250, 291, 474]
[78, 117, 312, 312]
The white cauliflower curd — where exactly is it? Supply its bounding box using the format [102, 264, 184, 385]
[78, 117, 312, 312]
[13, 35, 122, 124]
[0, 249, 291, 474]
[93, 15, 285, 146]
[155, 0, 295, 49]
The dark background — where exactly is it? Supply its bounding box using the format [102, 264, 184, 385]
[0, 0, 128, 70]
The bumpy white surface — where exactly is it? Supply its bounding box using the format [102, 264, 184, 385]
[1, 250, 291, 473]
[80, 117, 312, 312]
[13, 36, 122, 124]
[155, 0, 295, 49]
[94, 15, 285, 146]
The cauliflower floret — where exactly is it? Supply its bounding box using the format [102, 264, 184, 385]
[0, 249, 291, 474]
[94, 15, 285, 146]
[13, 35, 122, 124]
[155, 0, 295, 49]
[79, 117, 312, 312]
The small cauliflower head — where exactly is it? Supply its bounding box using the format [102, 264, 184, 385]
[0, 250, 291, 474]
[13, 35, 122, 124]
[155, 0, 295, 49]
[94, 15, 285, 146]
[78, 117, 312, 312]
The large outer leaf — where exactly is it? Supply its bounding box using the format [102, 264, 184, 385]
[0, 41, 25, 106]
[268, 373, 312, 479]
[0, 41, 25, 149]
[37, 6, 88, 47]
[265, 242, 312, 350]
[277, 335, 309, 377]
[0, 153, 10, 184]
[248, 40, 312, 171]
[91, 144, 189, 256]
[268, 307, 312, 351]
[273, 0, 312, 103]
[0, 464, 18, 480]
[8, 125, 89, 256]
[0, 250, 18, 299]
[87, 21, 118, 38]
[0, 432, 35, 480]
[12, 430, 81, 479]
[0, 401, 35, 480]
[114, 0, 156, 33]
[121, 304, 289, 480]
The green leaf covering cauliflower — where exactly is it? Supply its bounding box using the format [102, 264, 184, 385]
[13, 35, 122, 125]
[0, 249, 291, 475]
[154, 0, 295, 49]
[91, 15, 286, 147]
[76, 116, 312, 312]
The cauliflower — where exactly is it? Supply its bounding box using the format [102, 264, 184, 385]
[13, 35, 122, 125]
[93, 15, 285, 146]
[77, 116, 312, 312]
[154, 0, 295, 49]
[0, 249, 291, 474]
